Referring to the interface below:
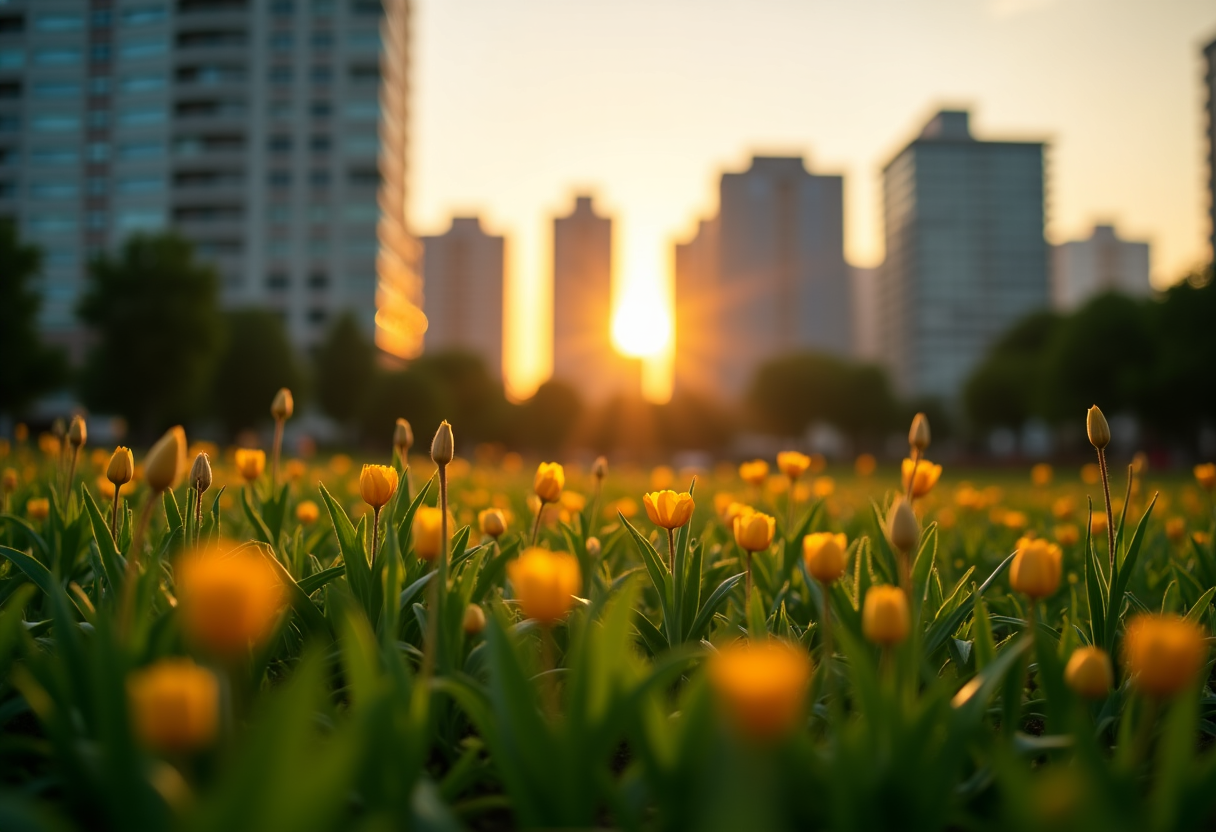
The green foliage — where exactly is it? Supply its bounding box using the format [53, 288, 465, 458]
[312, 312, 376, 429]
[513, 379, 582, 454]
[210, 309, 305, 436]
[747, 352, 899, 439]
[76, 233, 223, 433]
[0, 221, 65, 415]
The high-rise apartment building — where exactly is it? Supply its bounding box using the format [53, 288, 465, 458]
[552, 194, 638, 403]
[1051, 224, 1150, 311]
[674, 155, 851, 399]
[877, 110, 1048, 402]
[0, 0, 419, 360]
[1205, 36, 1215, 263]
[420, 215, 504, 378]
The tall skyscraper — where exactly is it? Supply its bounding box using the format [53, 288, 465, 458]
[1051, 224, 1151, 311]
[1205, 36, 1216, 263]
[552, 194, 638, 403]
[674, 155, 851, 399]
[850, 265, 880, 361]
[420, 215, 504, 378]
[0, 0, 419, 360]
[877, 110, 1048, 402]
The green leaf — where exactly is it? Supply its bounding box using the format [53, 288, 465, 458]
[79, 484, 124, 595]
[1184, 586, 1216, 625]
[924, 549, 1016, 655]
[620, 513, 672, 644]
[1104, 492, 1157, 651]
[297, 565, 345, 596]
[256, 545, 332, 641]
[241, 486, 276, 549]
[687, 572, 745, 643]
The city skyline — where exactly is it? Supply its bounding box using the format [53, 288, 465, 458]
[411, 0, 1216, 400]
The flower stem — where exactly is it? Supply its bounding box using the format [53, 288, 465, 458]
[110, 484, 122, 543]
[271, 416, 284, 488]
[1097, 447, 1116, 568]
[531, 499, 545, 546]
[666, 527, 676, 575]
[905, 448, 921, 504]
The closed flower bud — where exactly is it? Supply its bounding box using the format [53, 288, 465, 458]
[533, 461, 565, 503]
[738, 460, 769, 487]
[412, 505, 453, 560]
[643, 490, 695, 530]
[176, 544, 286, 657]
[803, 532, 848, 584]
[709, 640, 811, 742]
[393, 418, 414, 456]
[127, 659, 219, 754]
[1031, 463, 1053, 487]
[1195, 463, 1216, 491]
[507, 547, 582, 626]
[886, 498, 920, 554]
[233, 449, 266, 483]
[901, 458, 942, 499]
[27, 498, 50, 521]
[1, 467, 16, 493]
[271, 388, 294, 421]
[1086, 405, 1110, 450]
[862, 585, 910, 646]
[1054, 524, 1080, 547]
[145, 427, 187, 493]
[67, 415, 87, 448]
[189, 453, 212, 495]
[462, 603, 486, 635]
[359, 464, 398, 510]
[107, 447, 135, 487]
[1165, 516, 1187, 544]
[585, 536, 602, 558]
[908, 412, 931, 451]
[296, 499, 320, 525]
[478, 507, 507, 539]
[431, 420, 454, 466]
[1009, 536, 1063, 599]
[592, 455, 608, 480]
[777, 451, 811, 480]
[733, 507, 776, 553]
[1123, 614, 1208, 698]
[1064, 646, 1113, 699]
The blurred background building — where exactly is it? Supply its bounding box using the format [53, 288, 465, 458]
[551, 194, 640, 403]
[0, 0, 418, 360]
[674, 155, 852, 399]
[849, 265, 880, 361]
[1051, 224, 1150, 311]
[420, 215, 504, 379]
[876, 110, 1048, 403]
[1206, 35, 1215, 262]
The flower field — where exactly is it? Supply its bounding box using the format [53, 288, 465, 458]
[2, 399, 1216, 831]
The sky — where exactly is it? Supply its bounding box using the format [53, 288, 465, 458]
[409, 0, 1216, 401]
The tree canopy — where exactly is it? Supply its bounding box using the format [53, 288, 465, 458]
[0, 221, 65, 415]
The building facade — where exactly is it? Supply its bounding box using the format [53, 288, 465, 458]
[552, 194, 638, 403]
[674, 155, 851, 399]
[1051, 224, 1150, 311]
[877, 110, 1049, 402]
[420, 215, 504, 378]
[1205, 36, 1215, 263]
[0, 0, 419, 360]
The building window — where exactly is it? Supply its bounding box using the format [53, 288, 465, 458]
[269, 100, 293, 119]
[116, 210, 164, 232]
[312, 0, 336, 17]
[120, 74, 166, 93]
[36, 48, 83, 66]
[119, 40, 167, 60]
[310, 100, 332, 118]
[87, 177, 108, 196]
[310, 31, 334, 49]
[309, 134, 331, 153]
[0, 115, 18, 133]
[28, 181, 79, 199]
[90, 77, 112, 94]
[87, 211, 108, 230]
[351, 1, 383, 16]
[309, 170, 331, 188]
[267, 239, 290, 258]
[310, 65, 333, 84]
[270, 1, 296, 16]
[307, 271, 328, 289]
[91, 44, 112, 63]
[268, 66, 293, 84]
[86, 142, 110, 162]
[268, 170, 292, 188]
[308, 204, 329, 222]
[117, 175, 164, 194]
[267, 204, 291, 223]
[121, 6, 168, 26]
[119, 141, 164, 160]
[33, 81, 82, 98]
[91, 9, 113, 28]
[307, 308, 328, 325]
[31, 148, 80, 165]
[0, 49, 25, 70]
[269, 32, 293, 51]
[32, 114, 81, 133]
[266, 272, 290, 290]
[268, 135, 292, 153]
[88, 110, 109, 128]
[34, 13, 85, 32]
[118, 106, 165, 126]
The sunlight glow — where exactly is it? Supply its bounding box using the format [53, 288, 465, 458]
[612, 287, 672, 359]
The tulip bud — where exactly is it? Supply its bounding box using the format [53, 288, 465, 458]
[271, 388, 294, 421]
[908, 412, 930, 451]
[1009, 536, 1063, 600]
[478, 507, 507, 539]
[1086, 405, 1110, 450]
[1064, 646, 1112, 699]
[393, 418, 413, 456]
[296, 499, 320, 525]
[27, 498, 50, 521]
[144, 427, 186, 492]
[1123, 614, 1208, 699]
[107, 447, 134, 486]
[1, 467, 16, 493]
[67, 415, 87, 448]
[863, 585, 910, 646]
[190, 452, 212, 495]
[803, 532, 848, 584]
[462, 604, 487, 635]
[592, 455, 608, 480]
[51, 418, 65, 439]
[507, 547, 581, 625]
[533, 461, 565, 503]
[127, 659, 219, 754]
[886, 498, 919, 554]
[359, 464, 399, 510]
[585, 536, 602, 558]
[431, 420, 454, 466]
[709, 640, 812, 742]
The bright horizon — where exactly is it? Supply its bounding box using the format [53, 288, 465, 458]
[410, 0, 1216, 402]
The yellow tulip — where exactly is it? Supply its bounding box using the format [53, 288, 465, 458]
[507, 547, 582, 625]
[533, 461, 565, 503]
[284, 459, 307, 481]
[1080, 463, 1101, 485]
[1009, 537, 1062, 600]
[1031, 463, 1053, 487]
[1196, 463, 1216, 491]
[738, 460, 769, 487]
[478, 507, 507, 538]
[862, 585, 909, 646]
[1165, 516, 1186, 544]
[709, 640, 811, 742]
[462, 603, 487, 634]
[733, 508, 775, 553]
[176, 544, 286, 657]
[359, 464, 398, 509]
[1089, 512, 1107, 537]
[1, 467, 16, 493]
[802, 532, 848, 584]
[413, 506, 453, 561]
[296, 500, 320, 525]
[1054, 524, 1080, 547]
[233, 448, 266, 483]
[26, 498, 49, 521]
[1123, 614, 1208, 698]
[145, 426, 186, 492]
[854, 453, 877, 477]
[777, 451, 811, 480]
[1064, 646, 1112, 699]
[643, 490, 695, 530]
[901, 458, 942, 499]
[127, 659, 219, 754]
[1052, 496, 1076, 520]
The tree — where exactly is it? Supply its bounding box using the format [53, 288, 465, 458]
[513, 381, 583, 455]
[963, 311, 1060, 430]
[0, 221, 65, 415]
[210, 309, 304, 436]
[314, 312, 376, 429]
[77, 233, 222, 434]
[746, 352, 899, 440]
[359, 367, 449, 451]
[1139, 266, 1216, 435]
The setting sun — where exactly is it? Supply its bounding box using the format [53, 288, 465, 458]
[612, 290, 672, 359]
